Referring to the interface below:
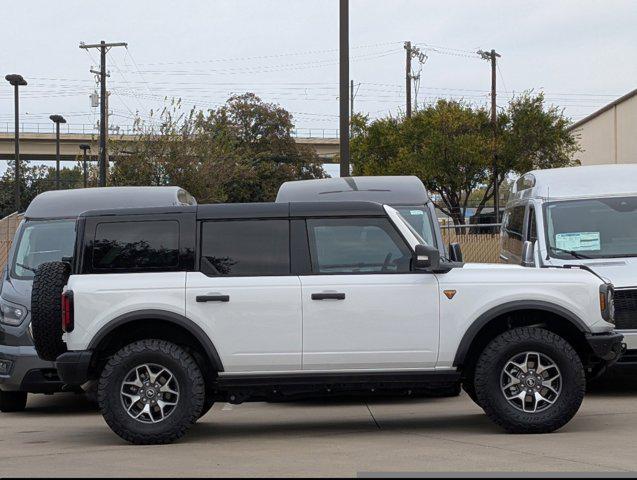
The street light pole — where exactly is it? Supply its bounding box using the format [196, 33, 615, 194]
[5, 74, 27, 213]
[49, 115, 67, 189]
[339, 0, 350, 177]
[79, 144, 91, 188]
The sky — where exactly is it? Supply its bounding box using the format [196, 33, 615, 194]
[1, 0, 636, 159]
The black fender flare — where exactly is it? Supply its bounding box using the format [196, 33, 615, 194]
[88, 309, 224, 372]
[453, 300, 590, 367]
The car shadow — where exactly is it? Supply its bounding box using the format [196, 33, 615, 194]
[23, 392, 98, 414]
[588, 366, 637, 396]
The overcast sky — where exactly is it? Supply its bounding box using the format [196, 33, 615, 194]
[1, 0, 636, 142]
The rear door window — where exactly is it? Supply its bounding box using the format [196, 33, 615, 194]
[92, 220, 180, 271]
[200, 220, 290, 276]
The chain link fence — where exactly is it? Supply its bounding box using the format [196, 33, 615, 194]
[0, 213, 22, 270]
[440, 221, 502, 264]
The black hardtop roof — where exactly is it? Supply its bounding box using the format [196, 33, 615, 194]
[78, 201, 386, 220]
[24, 186, 195, 220]
[276, 176, 430, 205]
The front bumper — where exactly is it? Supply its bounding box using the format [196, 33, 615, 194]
[56, 351, 93, 386]
[586, 332, 625, 363]
[0, 344, 63, 393]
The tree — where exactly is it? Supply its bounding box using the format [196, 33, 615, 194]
[110, 93, 325, 203]
[351, 93, 579, 225]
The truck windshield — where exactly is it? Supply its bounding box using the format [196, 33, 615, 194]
[11, 219, 76, 280]
[394, 206, 437, 248]
[545, 196, 637, 259]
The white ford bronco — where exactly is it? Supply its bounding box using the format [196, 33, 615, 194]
[30, 201, 623, 444]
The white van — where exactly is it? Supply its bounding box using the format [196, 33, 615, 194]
[500, 164, 637, 359]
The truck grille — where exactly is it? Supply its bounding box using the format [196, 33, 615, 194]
[615, 288, 637, 330]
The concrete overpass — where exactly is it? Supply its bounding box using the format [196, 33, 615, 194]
[0, 132, 339, 162]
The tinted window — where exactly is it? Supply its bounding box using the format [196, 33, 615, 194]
[201, 220, 289, 276]
[307, 218, 411, 274]
[92, 221, 179, 270]
[502, 205, 525, 256]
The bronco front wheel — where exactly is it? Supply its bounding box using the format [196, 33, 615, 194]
[474, 327, 585, 434]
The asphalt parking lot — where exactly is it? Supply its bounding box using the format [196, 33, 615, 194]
[1, 369, 637, 477]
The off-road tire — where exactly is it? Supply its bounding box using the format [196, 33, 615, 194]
[31, 261, 71, 361]
[98, 339, 205, 444]
[474, 327, 585, 434]
[0, 391, 28, 412]
[462, 380, 481, 407]
[198, 395, 215, 420]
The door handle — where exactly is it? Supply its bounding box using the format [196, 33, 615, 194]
[196, 295, 230, 303]
[311, 292, 346, 301]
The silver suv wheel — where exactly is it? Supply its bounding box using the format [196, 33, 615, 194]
[501, 351, 562, 413]
[120, 363, 180, 424]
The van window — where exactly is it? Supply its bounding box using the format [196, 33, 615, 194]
[306, 218, 411, 274]
[545, 196, 637, 259]
[394, 207, 437, 247]
[11, 220, 76, 279]
[527, 207, 538, 244]
[502, 205, 525, 256]
[200, 220, 290, 276]
[92, 220, 180, 271]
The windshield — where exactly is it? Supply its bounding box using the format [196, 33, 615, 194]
[545, 196, 637, 259]
[394, 206, 437, 248]
[11, 219, 76, 279]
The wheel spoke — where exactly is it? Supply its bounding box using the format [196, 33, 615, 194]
[501, 351, 561, 414]
[121, 363, 180, 425]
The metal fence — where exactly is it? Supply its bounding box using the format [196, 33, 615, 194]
[0, 213, 22, 270]
[439, 222, 502, 264]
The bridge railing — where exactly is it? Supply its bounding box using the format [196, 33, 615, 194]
[1, 123, 339, 139]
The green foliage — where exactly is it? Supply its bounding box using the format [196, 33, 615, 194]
[0, 161, 88, 217]
[110, 93, 326, 203]
[351, 93, 579, 224]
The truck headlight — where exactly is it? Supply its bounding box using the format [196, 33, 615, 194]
[0, 297, 28, 326]
[599, 284, 615, 324]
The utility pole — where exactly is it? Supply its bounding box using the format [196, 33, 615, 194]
[79, 40, 127, 187]
[5, 74, 27, 212]
[79, 144, 91, 188]
[478, 48, 501, 223]
[405, 41, 412, 118]
[339, 0, 350, 177]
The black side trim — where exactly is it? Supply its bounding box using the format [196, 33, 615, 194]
[453, 300, 590, 367]
[87, 310, 224, 372]
[216, 370, 460, 389]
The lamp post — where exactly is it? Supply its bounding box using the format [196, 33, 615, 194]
[49, 115, 67, 189]
[79, 144, 91, 188]
[4, 74, 27, 212]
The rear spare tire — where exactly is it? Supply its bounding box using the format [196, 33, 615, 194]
[31, 261, 71, 361]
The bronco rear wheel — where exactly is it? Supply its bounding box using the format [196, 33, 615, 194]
[31, 261, 71, 361]
[474, 327, 585, 434]
[98, 339, 205, 444]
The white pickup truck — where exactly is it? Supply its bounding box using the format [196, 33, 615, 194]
[30, 201, 623, 444]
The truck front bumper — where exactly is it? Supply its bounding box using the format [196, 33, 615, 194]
[56, 351, 93, 386]
[586, 332, 625, 364]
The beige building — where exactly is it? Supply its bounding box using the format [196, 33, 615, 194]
[569, 88, 637, 166]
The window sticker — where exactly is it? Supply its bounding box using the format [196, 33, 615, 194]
[409, 210, 424, 215]
[555, 232, 601, 251]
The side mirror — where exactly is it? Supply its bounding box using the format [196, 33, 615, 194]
[413, 244, 440, 271]
[521, 241, 535, 267]
[448, 242, 464, 263]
